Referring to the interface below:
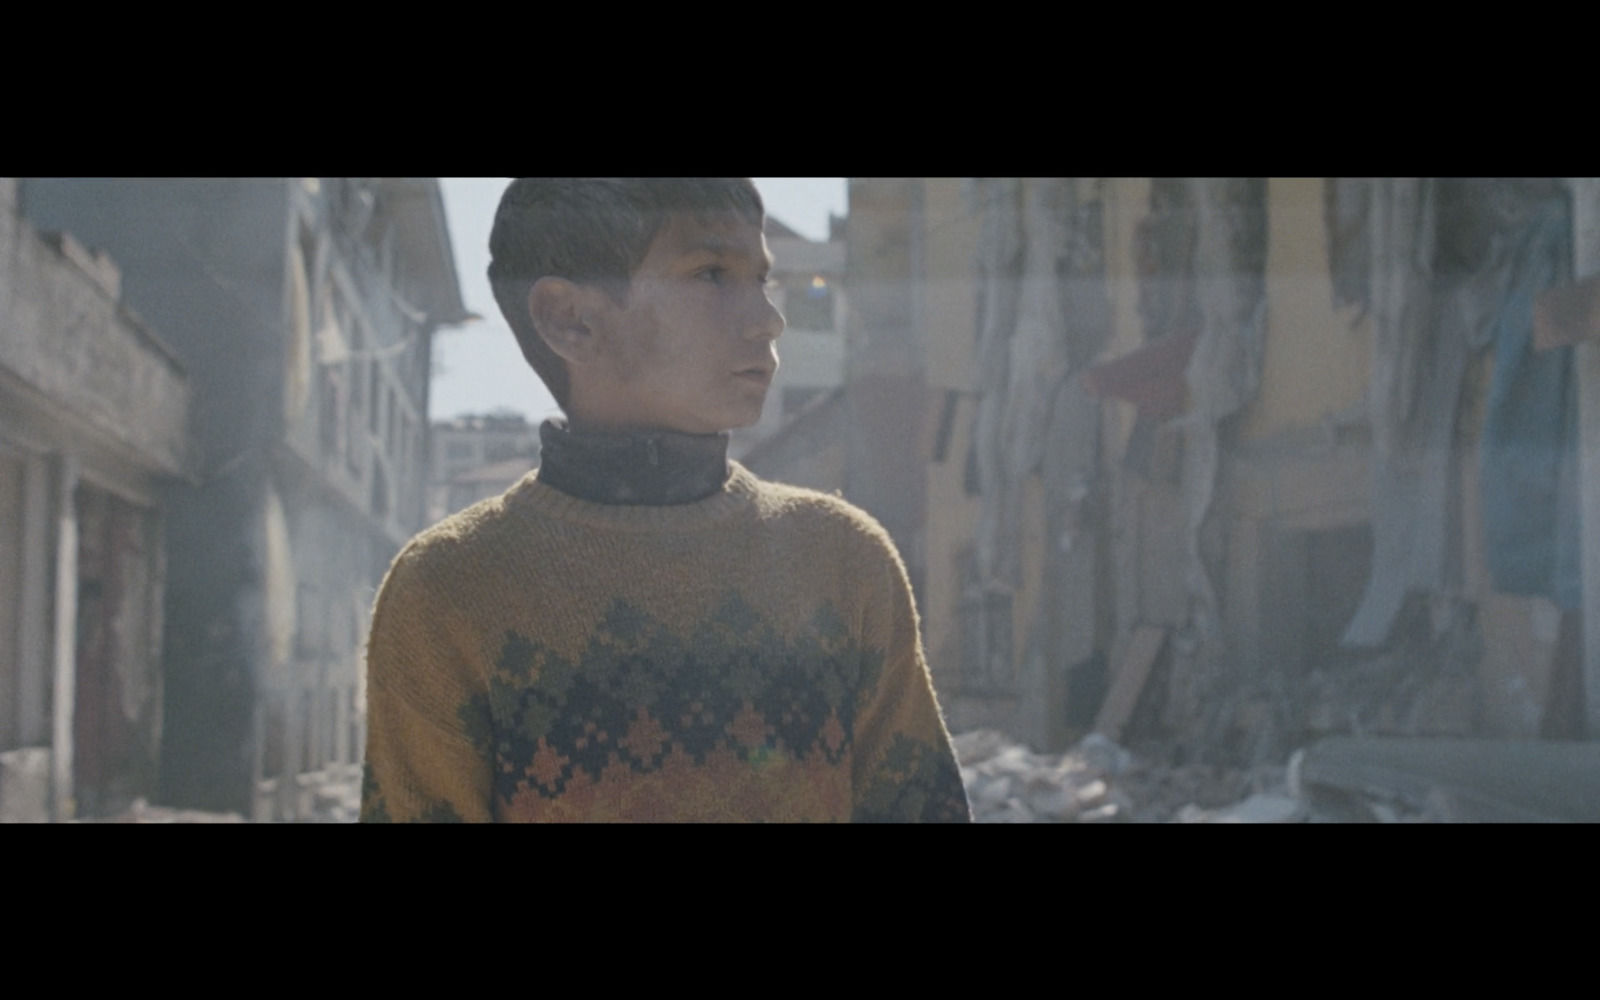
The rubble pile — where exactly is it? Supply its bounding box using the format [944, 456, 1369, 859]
[75, 765, 361, 823]
[955, 729, 1301, 823]
[1300, 658, 1478, 740]
[1299, 598, 1483, 742]
[74, 734, 1585, 823]
[955, 730, 1136, 823]
[89, 799, 246, 823]
[302, 766, 362, 823]
[952, 728, 1529, 822]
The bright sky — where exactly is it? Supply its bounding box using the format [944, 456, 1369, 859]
[430, 178, 847, 424]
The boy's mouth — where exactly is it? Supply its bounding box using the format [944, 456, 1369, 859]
[734, 364, 775, 385]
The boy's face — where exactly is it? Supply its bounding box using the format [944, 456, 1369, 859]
[571, 212, 785, 435]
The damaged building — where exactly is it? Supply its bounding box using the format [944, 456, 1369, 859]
[748, 178, 1600, 767]
[16, 178, 471, 819]
[0, 178, 194, 821]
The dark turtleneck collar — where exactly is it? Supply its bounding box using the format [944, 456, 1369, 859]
[536, 419, 732, 506]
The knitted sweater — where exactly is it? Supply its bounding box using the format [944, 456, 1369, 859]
[360, 461, 971, 822]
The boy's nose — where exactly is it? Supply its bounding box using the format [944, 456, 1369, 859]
[748, 290, 785, 341]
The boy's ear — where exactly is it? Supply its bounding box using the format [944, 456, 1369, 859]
[528, 277, 602, 366]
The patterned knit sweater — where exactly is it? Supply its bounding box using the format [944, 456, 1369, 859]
[360, 461, 971, 822]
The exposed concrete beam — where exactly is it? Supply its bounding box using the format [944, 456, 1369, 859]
[1297, 736, 1600, 822]
[1568, 179, 1600, 739]
[50, 454, 77, 821]
[18, 453, 51, 746]
[1580, 342, 1600, 737]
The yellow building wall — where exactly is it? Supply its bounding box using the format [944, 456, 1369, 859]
[1102, 177, 1150, 357]
[922, 179, 978, 393]
[1101, 178, 1150, 461]
[919, 179, 983, 694]
[1239, 177, 1370, 444]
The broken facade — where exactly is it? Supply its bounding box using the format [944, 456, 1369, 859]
[0, 178, 194, 820]
[18, 179, 470, 818]
[751, 178, 1599, 763]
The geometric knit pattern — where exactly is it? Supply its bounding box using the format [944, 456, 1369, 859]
[361, 463, 971, 823]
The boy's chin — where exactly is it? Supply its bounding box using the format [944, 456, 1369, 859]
[696, 403, 764, 435]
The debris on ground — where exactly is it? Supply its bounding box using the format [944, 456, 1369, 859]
[955, 729, 1260, 823]
[53, 733, 1600, 823]
[73, 764, 362, 823]
[1290, 736, 1600, 823]
[956, 728, 1600, 823]
[88, 799, 246, 823]
[302, 766, 362, 823]
[0, 748, 51, 823]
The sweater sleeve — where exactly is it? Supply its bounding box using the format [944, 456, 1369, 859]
[849, 527, 972, 823]
[360, 545, 495, 823]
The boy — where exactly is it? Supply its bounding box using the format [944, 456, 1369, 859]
[360, 179, 970, 822]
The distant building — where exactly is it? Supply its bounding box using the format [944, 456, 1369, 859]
[18, 178, 471, 818]
[730, 215, 847, 460]
[437, 456, 540, 522]
[427, 411, 541, 522]
[0, 178, 194, 820]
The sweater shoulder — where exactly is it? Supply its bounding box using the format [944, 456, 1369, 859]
[379, 475, 547, 594]
[405, 485, 521, 554]
[739, 468, 903, 564]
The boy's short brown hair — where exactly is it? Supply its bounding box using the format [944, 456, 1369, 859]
[487, 178, 766, 409]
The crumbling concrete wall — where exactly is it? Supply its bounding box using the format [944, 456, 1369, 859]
[1094, 178, 1578, 757]
[0, 216, 190, 480]
[1309, 178, 1583, 746]
[20, 180, 287, 479]
[71, 483, 166, 817]
[768, 177, 1589, 770]
[21, 180, 293, 814]
[0, 177, 193, 819]
[19, 179, 463, 817]
[950, 179, 1115, 750]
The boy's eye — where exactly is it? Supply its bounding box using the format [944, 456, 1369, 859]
[696, 266, 775, 293]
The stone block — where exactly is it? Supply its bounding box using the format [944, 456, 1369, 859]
[0, 747, 52, 823]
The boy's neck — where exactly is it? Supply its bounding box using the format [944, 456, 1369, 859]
[536, 419, 731, 506]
